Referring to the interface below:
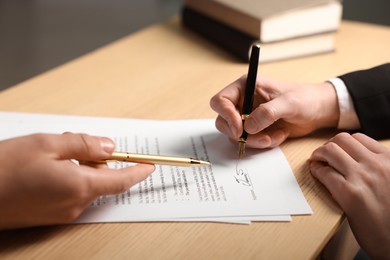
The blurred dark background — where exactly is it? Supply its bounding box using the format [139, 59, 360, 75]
[0, 0, 389, 91]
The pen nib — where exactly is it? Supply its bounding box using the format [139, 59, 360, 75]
[238, 140, 246, 159]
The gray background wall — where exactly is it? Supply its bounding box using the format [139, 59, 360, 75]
[0, 0, 389, 91]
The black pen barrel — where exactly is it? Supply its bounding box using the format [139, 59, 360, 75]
[242, 44, 260, 115]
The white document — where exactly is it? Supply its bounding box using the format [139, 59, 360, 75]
[0, 112, 311, 223]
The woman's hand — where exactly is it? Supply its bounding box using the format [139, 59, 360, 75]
[0, 133, 155, 230]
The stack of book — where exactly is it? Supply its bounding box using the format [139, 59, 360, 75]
[182, 0, 343, 62]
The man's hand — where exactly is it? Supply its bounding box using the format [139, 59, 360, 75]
[310, 133, 390, 259]
[210, 75, 339, 148]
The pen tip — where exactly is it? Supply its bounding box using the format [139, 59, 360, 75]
[238, 141, 245, 159]
[191, 159, 211, 166]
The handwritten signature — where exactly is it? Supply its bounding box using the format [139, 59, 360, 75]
[234, 165, 253, 187]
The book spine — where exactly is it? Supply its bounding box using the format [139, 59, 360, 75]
[181, 7, 257, 62]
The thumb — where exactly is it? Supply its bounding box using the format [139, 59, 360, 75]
[244, 95, 293, 134]
[53, 133, 115, 161]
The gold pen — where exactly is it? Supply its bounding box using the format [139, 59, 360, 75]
[238, 43, 261, 159]
[101, 152, 211, 167]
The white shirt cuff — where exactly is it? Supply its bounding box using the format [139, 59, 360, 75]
[327, 78, 361, 130]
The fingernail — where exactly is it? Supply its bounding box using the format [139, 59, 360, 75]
[245, 118, 257, 133]
[100, 137, 115, 153]
[230, 125, 239, 137]
[226, 118, 239, 137]
[145, 164, 156, 172]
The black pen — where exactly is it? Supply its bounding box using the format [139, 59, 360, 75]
[238, 43, 260, 159]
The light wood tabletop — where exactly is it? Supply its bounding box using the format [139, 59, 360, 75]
[0, 17, 389, 259]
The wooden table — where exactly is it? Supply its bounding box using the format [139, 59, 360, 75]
[0, 17, 389, 259]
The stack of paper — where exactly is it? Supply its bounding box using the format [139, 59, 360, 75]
[0, 112, 312, 224]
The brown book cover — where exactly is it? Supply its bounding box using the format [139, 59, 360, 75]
[185, 0, 342, 42]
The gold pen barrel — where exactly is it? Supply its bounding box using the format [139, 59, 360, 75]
[106, 152, 210, 167]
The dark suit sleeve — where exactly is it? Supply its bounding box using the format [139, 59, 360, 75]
[339, 63, 390, 139]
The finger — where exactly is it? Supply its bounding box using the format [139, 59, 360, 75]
[87, 164, 156, 196]
[209, 78, 243, 106]
[79, 160, 109, 169]
[310, 141, 358, 179]
[310, 161, 348, 206]
[55, 133, 115, 160]
[351, 133, 388, 154]
[245, 128, 288, 149]
[266, 129, 289, 148]
[245, 94, 295, 134]
[210, 77, 245, 137]
[215, 115, 242, 140]
[326, 133, 374, 162]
